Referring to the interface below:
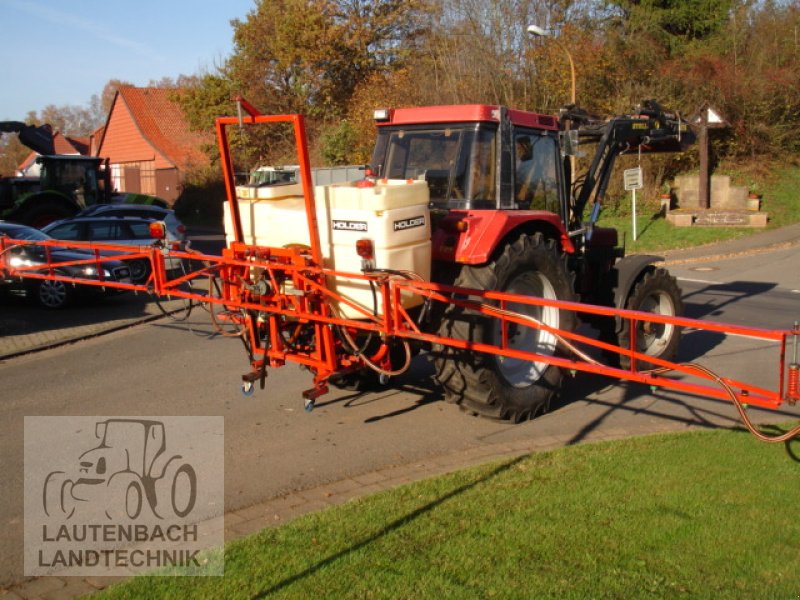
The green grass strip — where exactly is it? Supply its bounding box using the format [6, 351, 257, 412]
[598, 165, 800, 253]
[100, 426, 800, 599]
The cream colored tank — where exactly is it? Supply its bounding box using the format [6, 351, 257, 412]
[224, 179, 431, 318]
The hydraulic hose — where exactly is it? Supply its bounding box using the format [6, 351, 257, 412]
[327, 300, 413, 377]
[667, 363, 800, 444]
[207, 274, 248, 338]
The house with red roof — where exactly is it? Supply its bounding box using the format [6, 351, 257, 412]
[97, 86, 212, 204]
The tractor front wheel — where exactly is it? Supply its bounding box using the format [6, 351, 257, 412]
[617, 268, 683, 370]
[434, 233, 577, 422]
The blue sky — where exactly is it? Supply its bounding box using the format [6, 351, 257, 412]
[0, 0, 255, 120]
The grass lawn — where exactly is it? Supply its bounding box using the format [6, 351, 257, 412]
[598, 166, 800, 254]
[101, 426, 800, 599]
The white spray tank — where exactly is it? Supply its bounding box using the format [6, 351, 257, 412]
[224, 177, 431, 318]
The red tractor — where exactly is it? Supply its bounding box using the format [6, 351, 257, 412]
[327, 100, 689, 421]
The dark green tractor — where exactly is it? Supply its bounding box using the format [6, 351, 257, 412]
[1, 122, 165, 228]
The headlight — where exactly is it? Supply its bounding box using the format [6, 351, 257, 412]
[81, 267, 112, 277]
[9, 257, 34, 268]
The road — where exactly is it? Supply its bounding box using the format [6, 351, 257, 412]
[1, 244, 798, 587]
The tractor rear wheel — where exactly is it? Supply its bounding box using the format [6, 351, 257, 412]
[434, 233, 577, 422]
[617, 268, 682, 370]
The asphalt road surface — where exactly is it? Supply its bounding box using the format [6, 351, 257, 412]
[1, 244, 799, 586]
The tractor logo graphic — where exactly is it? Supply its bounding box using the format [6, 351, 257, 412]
[42, 419, 197, 521]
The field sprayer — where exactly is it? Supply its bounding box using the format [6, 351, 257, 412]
[1, 99, 798, 441]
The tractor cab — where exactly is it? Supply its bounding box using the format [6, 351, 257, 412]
[36, 155, 107, 208]
[369, 104, 569, 223]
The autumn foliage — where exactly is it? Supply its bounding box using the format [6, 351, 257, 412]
[174, 0, 799, 175]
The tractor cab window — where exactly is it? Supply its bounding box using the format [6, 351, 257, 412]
[514, 132, 561, 216]
[372, 123, 498, 210]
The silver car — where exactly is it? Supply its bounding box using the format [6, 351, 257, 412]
[75, 204, 187, 242]
[43, 216, 184, 283]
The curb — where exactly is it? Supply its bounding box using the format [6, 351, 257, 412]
[660, 238, 800, 266]
[0, 312, 165, 361]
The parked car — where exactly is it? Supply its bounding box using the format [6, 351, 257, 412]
[42, 216, 184, 283]
[75, 204, 187, 242]
[0, 221, 132, 309]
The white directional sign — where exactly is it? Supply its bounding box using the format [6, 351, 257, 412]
[624, 167, 643, 191]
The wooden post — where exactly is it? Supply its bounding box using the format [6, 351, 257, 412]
[698, 110, 710, 210]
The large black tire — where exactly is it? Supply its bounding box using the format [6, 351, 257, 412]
[16, 198, 75, 229]
[617, 267, 683, 370]
[434, 233, 577, 422]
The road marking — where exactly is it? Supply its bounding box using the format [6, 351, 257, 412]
[677, 277, 721, 285]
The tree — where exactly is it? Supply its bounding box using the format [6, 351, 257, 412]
[178, 0, 432, 165]
[0, 134, 30, 176]
[604, 0, 737, 49]
[227, 0, 430, 117]
[100, 79, 134, 113]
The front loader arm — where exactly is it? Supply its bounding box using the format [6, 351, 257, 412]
[0, 121, 55, 156]
[568, 100, 695, 225]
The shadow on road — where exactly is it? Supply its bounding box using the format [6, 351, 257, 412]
[0, 291, 153, 339]
[682, 280, 777, 320]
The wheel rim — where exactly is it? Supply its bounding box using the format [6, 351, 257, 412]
[38, 280, 67, 308]
[493, 271, 559, 387]
[636, 291, 675, 356]
[127, 259, 149, 283]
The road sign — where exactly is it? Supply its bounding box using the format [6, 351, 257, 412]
[624, 167, 643, 191]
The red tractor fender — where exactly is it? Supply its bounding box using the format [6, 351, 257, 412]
[431, 210, 574, 265]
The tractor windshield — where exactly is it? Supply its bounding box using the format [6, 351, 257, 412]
[371, 123, 498, 210]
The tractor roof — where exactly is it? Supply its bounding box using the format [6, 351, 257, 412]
[376, 104, 559, 131]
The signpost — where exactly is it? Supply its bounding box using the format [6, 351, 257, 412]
[624, 167, 643, 241]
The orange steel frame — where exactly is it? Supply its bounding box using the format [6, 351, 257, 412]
[1, 106, 798, 412]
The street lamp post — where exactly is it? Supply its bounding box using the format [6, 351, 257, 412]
[527, 24, 576, 105]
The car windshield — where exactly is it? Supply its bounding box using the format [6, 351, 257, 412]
[0, 225, 51, 242]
